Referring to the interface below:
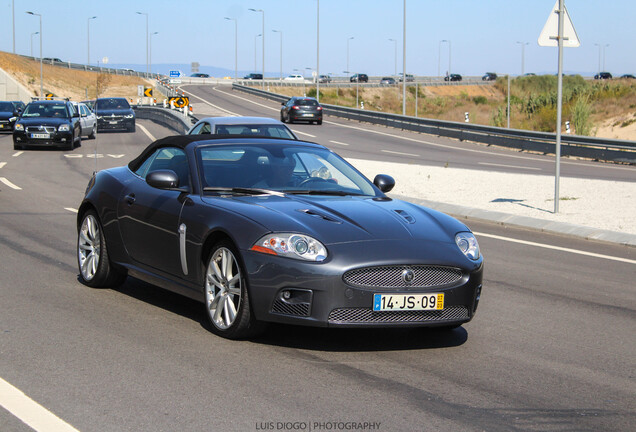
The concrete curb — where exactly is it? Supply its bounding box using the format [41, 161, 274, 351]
[391, 194, 636, 248]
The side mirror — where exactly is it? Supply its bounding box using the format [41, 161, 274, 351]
[373, 174, 395, 193]
[147, 170, 179, 189]
[281, 101, 285, 106]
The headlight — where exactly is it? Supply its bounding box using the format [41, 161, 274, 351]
[14, 123, 24, 131]
[251, 233, 327, 262]
[124, 114, 134, 119]
[58, 124, 70, 132]
[95, 115, 102, 119]
[455, 232, 480, 260]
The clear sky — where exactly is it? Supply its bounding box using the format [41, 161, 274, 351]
[2, 0, 635, 77]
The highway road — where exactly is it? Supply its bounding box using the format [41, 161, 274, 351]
[0, 94, 634, 431]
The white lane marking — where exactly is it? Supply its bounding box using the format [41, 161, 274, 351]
[0, 177, 21, 190]
[178, 86, 240, 116]
[0, 162, 6, 169]
[12, 151, 24, 157]
[291, 129, 316, 138]
[64, 208, 78, 213]
[107, 154, 125, 158]
[479, 162, 542, 171]
[64, 154, 83, 158]
[382, 149, 419, 157]
[138, 123, 156, 141]
[0, 377, 81, 432]
[63, 154, 125, 159]
[329, 140, 350, 146]
[474, 232, 636, 265]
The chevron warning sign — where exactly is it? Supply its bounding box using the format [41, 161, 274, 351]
[144, 87, 153, 97]
[168, 97, 189, 108]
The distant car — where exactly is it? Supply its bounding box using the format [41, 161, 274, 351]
[444, 74, 462, 82]
[350, 73, 368, 83]
[0, 101, 24, 132]
[191, 73, 210, 78]
[94, 97, 135, 132]
[398, 73, 415, 82]
[42, 57, 63, 63]
[283, 74, 305, 82]
[621, 74, 636, 79]
[187, 116, 297, 139]
[12, 99, 81, 150]
[317, 75, 332, 83]
[243, 73, 263, 80]
[482, 72, 497, 81]
[523, 73, 536, 76]
[281, 97, 323, 125]
[594, 72, 612, 80]
[380, 77, 396, 86]
[71, 101, 96, 139]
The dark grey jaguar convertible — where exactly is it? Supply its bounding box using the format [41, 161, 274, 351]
[77, 135, 483, 339]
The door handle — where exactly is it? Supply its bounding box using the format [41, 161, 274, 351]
[124, 193, 136, 205]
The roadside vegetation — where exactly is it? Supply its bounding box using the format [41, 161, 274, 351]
[275, 75, 636, 138]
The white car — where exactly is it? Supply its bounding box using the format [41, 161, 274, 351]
[71, 101, 96, 139]
[283, 74, 305, 82]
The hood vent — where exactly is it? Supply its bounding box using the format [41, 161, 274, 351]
[297, 208, 342, 224]
[394, 209, 416, 224]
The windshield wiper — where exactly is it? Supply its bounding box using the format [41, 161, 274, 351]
[284, 190, 366, 196]
[202, 187, 284, 196]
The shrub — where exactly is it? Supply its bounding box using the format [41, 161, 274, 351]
[472, 96, 487, 105]
[571, 95, 592, 135]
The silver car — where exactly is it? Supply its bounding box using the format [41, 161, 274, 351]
[71, 101, 96, 139]
[187, 116, 297, 140]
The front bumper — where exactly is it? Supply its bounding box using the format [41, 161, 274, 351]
[13, 130, 74, 147]
[243, 240, 483, 328]
[97, 117, 134, 131]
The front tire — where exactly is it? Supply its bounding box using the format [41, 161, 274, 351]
[78, 210, 126, 288]
[204, 241, 262, 339]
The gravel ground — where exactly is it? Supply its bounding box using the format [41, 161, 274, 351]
[350, 158, 636, 236]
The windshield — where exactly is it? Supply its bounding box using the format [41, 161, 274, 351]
[96, 98, 130, 110]
[22, 103, 69, 118]
[197, 144, 380, 197]
[214, 124, 295, 139]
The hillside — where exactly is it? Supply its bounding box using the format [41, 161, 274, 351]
[0, 51, 152, 101]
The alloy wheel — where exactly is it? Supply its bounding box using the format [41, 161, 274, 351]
[205, 247, 242, 330]
[78, 214, 101, 281]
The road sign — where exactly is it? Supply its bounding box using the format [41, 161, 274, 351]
[45, 93, 54, 100]
[169, 70, 182, 78]
[538, 0, 580, 47]
[168, 97, 189, 108]
[137, 85, 144, 96]
[143, 87, 153, 97]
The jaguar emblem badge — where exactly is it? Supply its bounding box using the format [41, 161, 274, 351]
[402, 269, 415, 284]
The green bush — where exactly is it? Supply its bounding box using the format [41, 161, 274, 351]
[472, 96, 487, 105]
[571, 95, 592, 135]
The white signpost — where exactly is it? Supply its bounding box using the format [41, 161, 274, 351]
[538, 0, 579, 213]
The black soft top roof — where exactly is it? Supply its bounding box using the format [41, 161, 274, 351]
[127, 134, 319, 171]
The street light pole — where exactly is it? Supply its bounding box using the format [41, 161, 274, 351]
[272, 30, 283, 80]
[254, 34, 261, 73]
[87, 16, 97, 65]
[150, 31, 158, 75]
[516, 41, 528, 75]
[225, 17, 238, 80]
[603, 44, 609, 71]
[347, 37, 354, 79]
[136, 12, 149, 76]
[389, 38, 397, 78]
[316, 0, 320, 101]
[30, 32, 39, 58]
[249, 8, 265, 89]
[26, 11, 42, 97]
[402, 0, 406, 116]
[594, 43, 601, 75]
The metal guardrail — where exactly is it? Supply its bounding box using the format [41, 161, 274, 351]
[133, 106, 198, 135]
[17, 54, 162, 79]
[233, 84, 636, 164]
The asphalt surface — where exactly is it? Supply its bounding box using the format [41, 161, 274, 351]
[0, 93, 634, 432]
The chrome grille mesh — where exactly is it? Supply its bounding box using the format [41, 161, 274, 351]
[343, 265, 462, 289]
[272, 300, 310, 317]
[328, 306, 468, 324]
[26, 126, 56, 133]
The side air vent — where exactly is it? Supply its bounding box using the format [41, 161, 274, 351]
[297, 209, 342, 223]
[394, 209, 416, 224]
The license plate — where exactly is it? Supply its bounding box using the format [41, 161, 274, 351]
[302, 113, 314, 117]
[373, 293, 444, 311]
[30, 133, 50, 139]
[109, 121, 119, 125]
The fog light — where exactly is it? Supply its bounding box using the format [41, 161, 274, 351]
[282, 291, 291, 299]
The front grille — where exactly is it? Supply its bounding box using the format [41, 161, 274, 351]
[26, 126, 56, 133]
[343, 265, 462, 289]
[272, 300, 310, 317]
[328, 306, 469, 324]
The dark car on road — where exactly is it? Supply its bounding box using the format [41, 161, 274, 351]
[482, 72, 497, 81]
[191, 73, 210, 78]
[13, 99, 81, 150]
[621, 74, 636, 79]
[280, 97, 323, 125]
[76, 135, 483, 339]
[94, 97, 135, 132]
[380, 77, 396, 86]
[594, 72, 612, 80]
[350, 74, 368, 83]
[243, 73, 263, 80]
[0, 101, 24, 132]
[444, 74, 463, 82]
